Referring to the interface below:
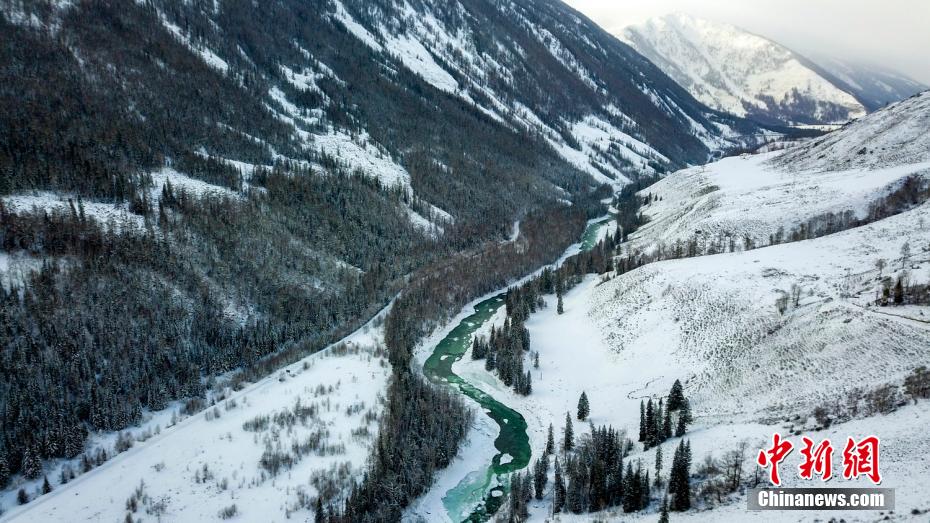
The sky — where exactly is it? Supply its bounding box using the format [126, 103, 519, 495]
[563, 0, 930, 85]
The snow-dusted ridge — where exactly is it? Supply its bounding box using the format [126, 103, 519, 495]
[627, 91, 930, 255]
[620, 13, 866, 126]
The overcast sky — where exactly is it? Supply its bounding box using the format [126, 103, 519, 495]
[564, 0, 930, 85]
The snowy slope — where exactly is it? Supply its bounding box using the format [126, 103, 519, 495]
[619, 13, 866, 126]
[0, 311, 390, 523]
[426, 214, 930, 520]
[627, 92, 930, 255]
[774, 90, 930, 172]
[595, 203, 930, 419]
[627, 153, 930, 255]
[805, 54, 928, 112]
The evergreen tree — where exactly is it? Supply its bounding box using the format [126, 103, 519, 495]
[563, 412, 574, 451]
[669, 440, 691, 511]
[652, 400, 664, 446]
[17, 488, 28, 505]
[315, 496, 325, 523]
[667, 379, 685, 411]
[644, 399, 656, 449]
[41, 475, 52, 494]
[662, 405, 672, 441]
[639, 400, 646, 442]
[577, 391, 590, 421]
[557, 292, 564, 314]
[21, 445, 42, 480]
[622, 461, 639, 513]
[553, 457, 565, 514]
[533, 458, 548, 500]
[675, 399, 693, 437]
[654, 445, 663, 487]
[567, 471, 584, 513]
[658, 496, 670, 523]
[545, 424, 555, 456]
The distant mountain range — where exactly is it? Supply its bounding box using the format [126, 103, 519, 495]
[619, 13, 926, 127]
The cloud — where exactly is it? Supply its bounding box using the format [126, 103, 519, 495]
[564, 0, 930, 85]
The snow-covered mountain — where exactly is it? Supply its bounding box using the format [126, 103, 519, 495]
[619, 13, 867, 126]
[775, 90, 930, 172]
[806, 54, 928, 112]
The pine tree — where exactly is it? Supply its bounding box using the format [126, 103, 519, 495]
[675, 399, 693, 437]
[662, 405, 672, 441]
[315, 496, 325, 523]
[567, 473, 584, 513]
[545, 424, 555, 456]
[622, 461, 638, 513]
[553, 457, 565, 513]
[577, 392, 590, 421]
[41, 475, 52, 494]
[639, 400, 646, 442]
[563, 412, 574, 451]
[654, 445, 663, 487]
[658, 496, 670, 523]
[669, 440, 691, 511]
[22, 444, 42, 480]
[667, 379, 685, 411]
[644, 400, 656, 449]
[17, 488, 28, 505]
[557, 292, 564, 315]
[533, 458, 548, 500]
[652, 400, 664, 446]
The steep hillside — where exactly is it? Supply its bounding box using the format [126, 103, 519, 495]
[775, 90, 930, 171]
[620, 13, 866, 126]
[625, 90, 930, 256]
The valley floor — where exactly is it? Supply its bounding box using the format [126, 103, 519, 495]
[410, 198, 930, 521]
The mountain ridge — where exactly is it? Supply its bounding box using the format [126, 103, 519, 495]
[618, 13, 923, 127]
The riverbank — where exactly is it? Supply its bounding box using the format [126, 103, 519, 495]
[406, 217, 616, 522]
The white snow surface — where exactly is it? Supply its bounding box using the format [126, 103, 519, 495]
[620, 13, 865, 123]
[440, 203, 930, 520]
[627, 152, 930, 255]
[774, 90, 930, 172]
[1, 309, 391, 523]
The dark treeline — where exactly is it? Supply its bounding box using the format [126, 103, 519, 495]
[877, 275, 930, 307]
[613, 174, 662, 242]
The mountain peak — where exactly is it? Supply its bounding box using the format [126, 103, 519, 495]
[620, 13, 867, 126]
